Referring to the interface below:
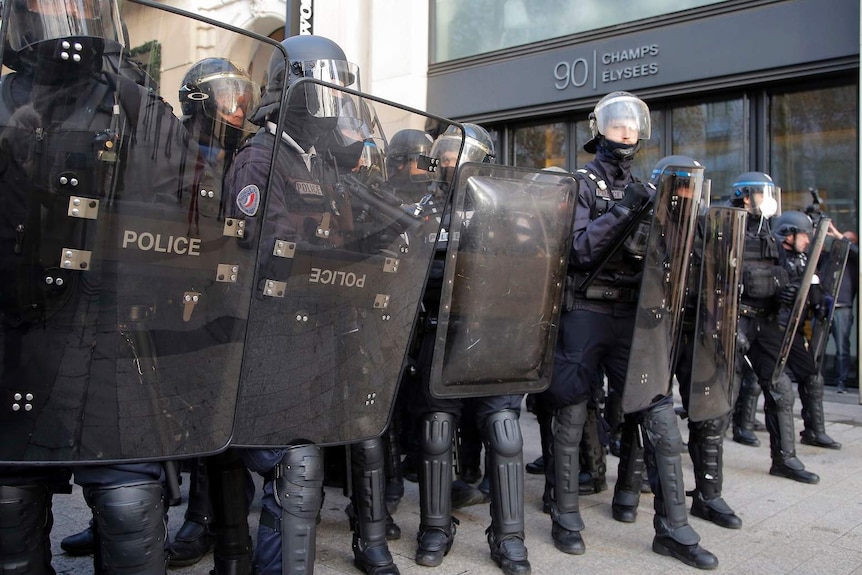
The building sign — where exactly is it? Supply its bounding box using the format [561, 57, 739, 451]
[554, 44, 660, 91]
[287, 0, 314, 36]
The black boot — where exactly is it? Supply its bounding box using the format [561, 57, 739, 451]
[579, 403, 607, 495]
[644, 402, 718, 571]
[168, 458, 215, 567]
[611, 416, 644, 523]
[732, 376, 761, 447]
[688, 417, 742, 530]
[799, 374, 841, 449]
[765, 377, 820, 484]
[60, 522, 96, 556]
[350, 438, 400, 575]
[207, 449, 253, 575]
[549, 402, 587, 556]
[416, 412, 458, 567]
[484, 410, 531, 575]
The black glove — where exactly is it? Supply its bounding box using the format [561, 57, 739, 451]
[777, 284, 798, 307]
[618, 182, 653, 211]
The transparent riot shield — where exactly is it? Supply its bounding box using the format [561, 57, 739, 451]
[231, 81, 460, 447]
[771, 217, 830, 383]
[427, 164, 577, 398]
[685, 207, 747, 422]
[0, 1, 279, 463]
[623, 164, 703, 414]
[810, 238, 850, 369]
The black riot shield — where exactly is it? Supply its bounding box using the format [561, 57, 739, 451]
[0, 1, 279, 463]
[427, 164, 577, 399]
[685, 207, 747, 422]
[809, 238, 850, 369]
[771, 217, 830, 383]
[231, 82, 461, 447]
[623, 163, 703, 414]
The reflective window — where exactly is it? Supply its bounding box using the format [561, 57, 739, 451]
[432, 0, 727, 63]
[512, 122, 567, 169]
[770, 84, 858, 233]
[672, 99, 745, 204]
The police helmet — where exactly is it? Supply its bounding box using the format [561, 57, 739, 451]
[772, 210, 814, 240]
[250, 35, 359, 127]
[650, 155, 703, 184]
[386, 129, 435, 176]
[3, 0, 124, 73]
[584, 91, 651, 155]
[731, 171, 779, 217]
[179, 58, 260, 126]
[430, 122, 496, 170]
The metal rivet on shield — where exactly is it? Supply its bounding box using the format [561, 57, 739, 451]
[56, 278, 64, 285]
[72, 54, 81, 63]
[74, 43, 83, 51]
[60, 176, 68, 185]
[62, 41, 71, 49]
[14, 393, 22, 401]
[200, 189, 207, 197]
[45, 277, 54, 285]
[208, 191, 215, 198]
[72, 198, 81, 206]
[237, 229, 244, 237]
[71, 208, 80, 216]
[11, 403, 19, 411]
[24, 404, 32, 411]
[25, 393, 33, 401]
[70, 178, 78, 186]
[60, 52, 70, 61]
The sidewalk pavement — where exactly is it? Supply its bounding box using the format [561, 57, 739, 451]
[50, 385, 862, 574]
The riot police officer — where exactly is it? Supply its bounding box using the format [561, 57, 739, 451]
[406, 123, 532, 575]
[223, 34, 400, 575]
[0, 0, 208, 572]
[729, 173, 820, 484]
[541, 92, 718, 570]
[771, 210, 841, 450]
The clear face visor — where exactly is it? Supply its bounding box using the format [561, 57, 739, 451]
[749, 184, 780, 218]
[7, 0, 124, 51]
[196, 73, 261, 128]
[430, 134, 462, 171]
[594, 96, 651, 141]
[657, 166, 704, 201]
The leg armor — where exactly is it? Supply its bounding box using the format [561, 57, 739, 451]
[273, 445, 324, 575]
[763, 374, 820, 484]
[612, 415, 645, 523]
[579, 404, 607, 495]
[604, 388, 624, 457]
[0, 485, 55, 575]
[550, 402, 586, 555]
[732, 370, 762, 447]
[85, 481, 166, 574]
[799, 373, 841, 449]
[383, 420, 405, 514]
[207, 450, 253, 575]
[687, 416, 742, 529]
[168, 458, 215, 567]
[642, 402, 718, 570]
[483, 410, 530, 575]
[416, 412, 457, 567]
[349, 438, 398, 575]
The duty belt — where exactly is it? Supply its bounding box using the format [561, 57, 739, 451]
[582, 285, 638, 303]
[739, 303, 768, 317]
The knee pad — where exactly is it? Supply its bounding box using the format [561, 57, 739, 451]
[642, 403, 684, 457]
[765, 372, 795, 412]
[483, 410, 523, 458]
[86, 481, 166, 574]
[274, 445, 324, 520]
[0, 484, 54, 575]
[421, 412, 456, 456]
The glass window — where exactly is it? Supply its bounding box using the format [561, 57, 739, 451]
[769, 84, 858, 233]
[672, 98, 745, 204]
[512, 122, 567, 169]
[432, 0, 728, 63]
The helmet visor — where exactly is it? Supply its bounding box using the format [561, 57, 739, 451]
[594, 94, 651, 141]
[197, 73, 261, 128]
[745, 182, 779, 217]
[8, 0, 124, 51]
[295, 58, 360, 90]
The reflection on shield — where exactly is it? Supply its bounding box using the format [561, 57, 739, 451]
[429, 164, 577, 399]
[623, 165, 703, 414]
[0, 1, 280, 463]
[231, 85, 461, 447]
[686, 207, 746, 422]
[809, 238, 849, 368]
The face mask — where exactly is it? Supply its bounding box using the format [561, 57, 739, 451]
[758, 195, 778, 218]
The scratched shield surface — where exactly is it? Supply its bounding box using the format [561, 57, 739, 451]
[428, 164, 577, 399]
[0, 1, 279, 463]
[232, 85, 461, 447]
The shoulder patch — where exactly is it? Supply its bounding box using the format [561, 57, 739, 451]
[236, 184, 260, 216]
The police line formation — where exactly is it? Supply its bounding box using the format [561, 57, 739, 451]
[0, 1, 853, 574]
